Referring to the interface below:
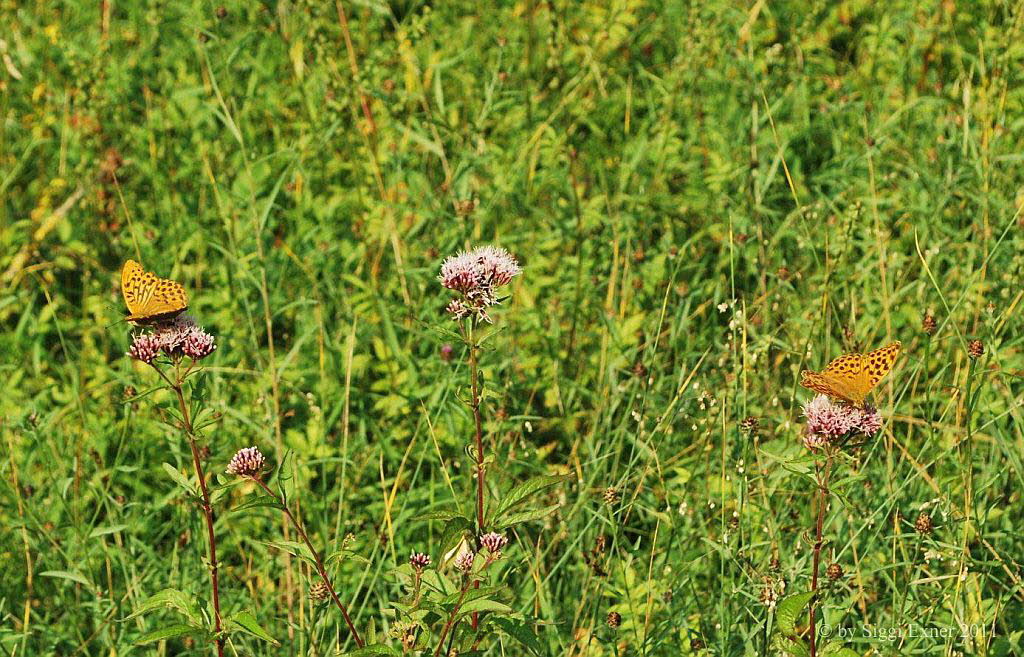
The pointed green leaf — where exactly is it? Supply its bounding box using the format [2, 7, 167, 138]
[495, 503, 561, 529]
[492, 617, 543, 655]
[457, 598, 512, 618]
[776, 591, 815, 637]
[773, 634, 810, 657]
[263, 539, 317, 564]
[134, 623, 200, 645]
[414, 509, 463, 522]
[227, 610, 279, 645]
[494, 474, 570, 519]
[228, 497, 285, 515]
[441, 585, 504, 606]
[39, 570, 91, 587]
[821, 643, 860, 657]
[125, 588, 203, 626]
[162, 463, 197, 496]
[89, 525, 129, 538]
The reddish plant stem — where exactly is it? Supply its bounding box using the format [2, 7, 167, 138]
[808, 451, 834, 657]
[469, 331, 485, 533]
[467, 321, 485, 629]
[432, 577, 473, 657]
[157, 366, 224, 657]
[252, 478, 364, 648]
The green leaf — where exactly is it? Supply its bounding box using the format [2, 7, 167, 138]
[492, 617, 543, 655]
[821, 643, 860, 657]
[457, 598, 512, 618]
[776, 591, 815, 637]
[89, 524, 129, 538]
[414, 508, 463, 522]
[228, 496, 285, 515]
[441, 585, 504, 606]
[263, 539, 317, 564]
[162, 463, 197, 496]
[135, 624, 199, 645]
[338, 644, 401, 656]
[772, 634, 810, 657]
[39, 570, 91, 587]
[495, 503, 561, 529]
[125, 588, 203, 626]
[227, 610, 279, 646]
[493, 474, 570, 520]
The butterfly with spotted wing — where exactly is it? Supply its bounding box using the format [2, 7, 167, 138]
[121, 259, 189, 325]
[800, 341, 901, 407]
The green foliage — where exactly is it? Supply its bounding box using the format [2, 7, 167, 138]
[3, 0, 1024, 655]
[776, 591, 815, 638]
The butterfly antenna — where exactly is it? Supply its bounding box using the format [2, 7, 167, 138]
[102, 301, 131, 329]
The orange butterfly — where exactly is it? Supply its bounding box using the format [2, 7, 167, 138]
[800, 341, 901, 407]
[121, 260, 189, 325]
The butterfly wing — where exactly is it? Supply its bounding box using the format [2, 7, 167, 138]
[863, 341, 901, 387]
[799, 341, 902, 407]
[121, 259, 188, 324]
[800, 352, 868, 406]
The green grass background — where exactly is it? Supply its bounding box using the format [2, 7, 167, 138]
[2, 0, 1024, 654]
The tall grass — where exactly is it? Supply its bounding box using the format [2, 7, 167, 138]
[2, 1, 1024, 655]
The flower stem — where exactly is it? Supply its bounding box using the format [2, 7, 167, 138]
[432, 576, 473, 657]
[466, 319, 487, 630]
[252, 478, 364, 647]
[468, 320, 485, 533]
[156, 365, 224, 657]
[808, 450, 833, 657]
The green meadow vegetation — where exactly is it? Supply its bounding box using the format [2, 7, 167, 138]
[3, 0, 1024, 655]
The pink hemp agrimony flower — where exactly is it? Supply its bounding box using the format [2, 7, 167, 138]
[454, 549, 476, 573]
[479, 532, 508, 557]
[127, 314, 217, 363]
[438, 246, 521, 323]
[226, 446, 265, 477]
[801, 394, 883, 450]
[128, 333, 162, 364]
[409, 552, 431, 573]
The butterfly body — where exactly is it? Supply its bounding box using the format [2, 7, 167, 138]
[800, 341, 901, 406]
[121, 259, 189, 325]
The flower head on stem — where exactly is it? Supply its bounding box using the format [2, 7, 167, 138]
[454, 548, 476, 575]
[126, 314, 223, 656]
[438, 246, 521, 323]
[226, 446, 266, 478]
[801, 394, 882, 450]
[127, 315, 217, 364]
[410, 552, 431, 574]
[479, 532, 508, 563]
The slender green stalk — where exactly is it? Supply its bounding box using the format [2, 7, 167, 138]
[251, 478, 364, 648]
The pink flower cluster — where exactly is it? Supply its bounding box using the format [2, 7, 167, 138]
[479, 532, 508, 559]
[454, 548, 476, 573]
[438, 246, 521, 323]
[801, 394, 882, 450]
[226, 446, 265, 477]
[127, 315, 217, 364]
[409, 552, 431, 573]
